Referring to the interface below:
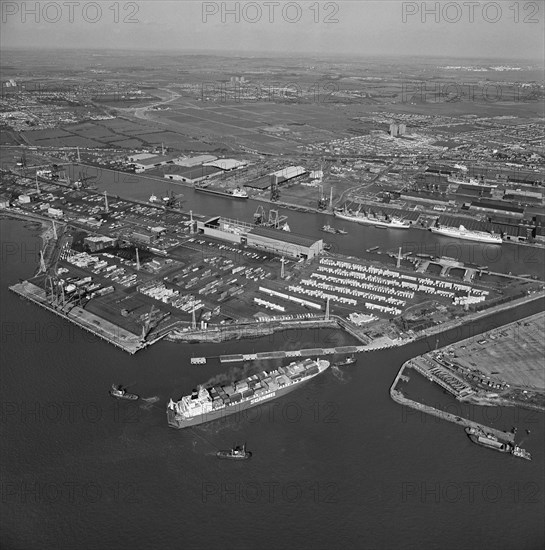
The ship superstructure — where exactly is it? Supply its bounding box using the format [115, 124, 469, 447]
[167, 358, 330, 428]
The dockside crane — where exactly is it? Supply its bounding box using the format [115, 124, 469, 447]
[317, 184, 327, 210]
[140, 305, 169, 342]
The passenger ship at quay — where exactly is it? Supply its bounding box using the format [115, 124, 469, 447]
[167, 358, 330, 428]
[430, 224, 502, 244]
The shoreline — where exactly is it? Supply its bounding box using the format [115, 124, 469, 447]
[3, 210, 544, 357]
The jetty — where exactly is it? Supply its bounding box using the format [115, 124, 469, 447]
[390, 362, 516, 445]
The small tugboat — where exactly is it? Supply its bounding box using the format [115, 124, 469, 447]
[512, 445, 531, 461]
[336, 229, 348, 235]
[334, 355, 356, 366]
[216, 444, 252, 460]
[109, 384, 139, 401]
[321, 224, 337, 234]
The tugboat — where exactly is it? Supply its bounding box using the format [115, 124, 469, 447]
[336, 228, 348, 235]
[216, 443, 252, 460]
[109, 384, 139, 401]
[334, 355, 356, 366]
[512, 445, 531, 461]
[321, 224, 337, 234]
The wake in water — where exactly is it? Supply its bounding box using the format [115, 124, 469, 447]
[331, 366, 350, 384]
[141, 396, 160, 403]
[139, 396, 161, 410]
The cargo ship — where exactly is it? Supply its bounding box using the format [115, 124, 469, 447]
[195, 185, 248, 199]
[448, 176, 497, 188]
[465, 427, 531, 460]
[465, 426, 512, 453]
[334, 207, 410, 229]
[430, 224, 502, 244]
[167, 358, 330, 429]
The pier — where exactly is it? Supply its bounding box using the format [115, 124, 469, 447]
[390, 363, 516, 445]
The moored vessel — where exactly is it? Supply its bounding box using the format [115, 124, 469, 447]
[109, 384, 139, 401]
[431, 224, 502, 244]
[167, 358, 330, 429]
[334, 207, 410, 229]
[465, 426, 512, 453]
[195, 185, 248, 199]
[448, 176, 497, 188]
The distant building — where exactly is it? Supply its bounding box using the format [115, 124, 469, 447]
[270, 166, 307, 185]
[131, 229, 158, 245]
[129, 154, 184, 173]
[196, 216, 322, 259]
[469, 200, 524, 218]
[202, 159, 247, 171]
[164, 164, 223, 184]
[246, 226, 323, 260]
[84, 236, 117, 252]
[176, 155, 217, 167]
[150, 226, 167, 236]
[47, 207, 63, 219]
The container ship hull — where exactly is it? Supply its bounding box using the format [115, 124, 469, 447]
[167, 359, 329, 429]
[334, 210, 409, 229]
[430, 226, 502, 244]
[168, 380, 306, 428]
[195, 187, 248, 199]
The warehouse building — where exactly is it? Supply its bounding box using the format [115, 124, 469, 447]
[129, 154, 184, 173]
[84, 236, 117, 252]
[270, 166, 307, 185]
[203, 159, 247, 171]
[245, 226, 322, 259]
[196, 217, 322, 259]
[131, 229, 159, 245]
[469, 200, 524, 218]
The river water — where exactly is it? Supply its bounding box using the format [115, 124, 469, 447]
[75, 164, 545, 279]
[1, 211, 543, 549]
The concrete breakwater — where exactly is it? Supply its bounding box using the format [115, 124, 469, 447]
[390, 363, 516, 445]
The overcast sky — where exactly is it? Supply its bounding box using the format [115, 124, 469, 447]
[1, 1, 543, 60]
